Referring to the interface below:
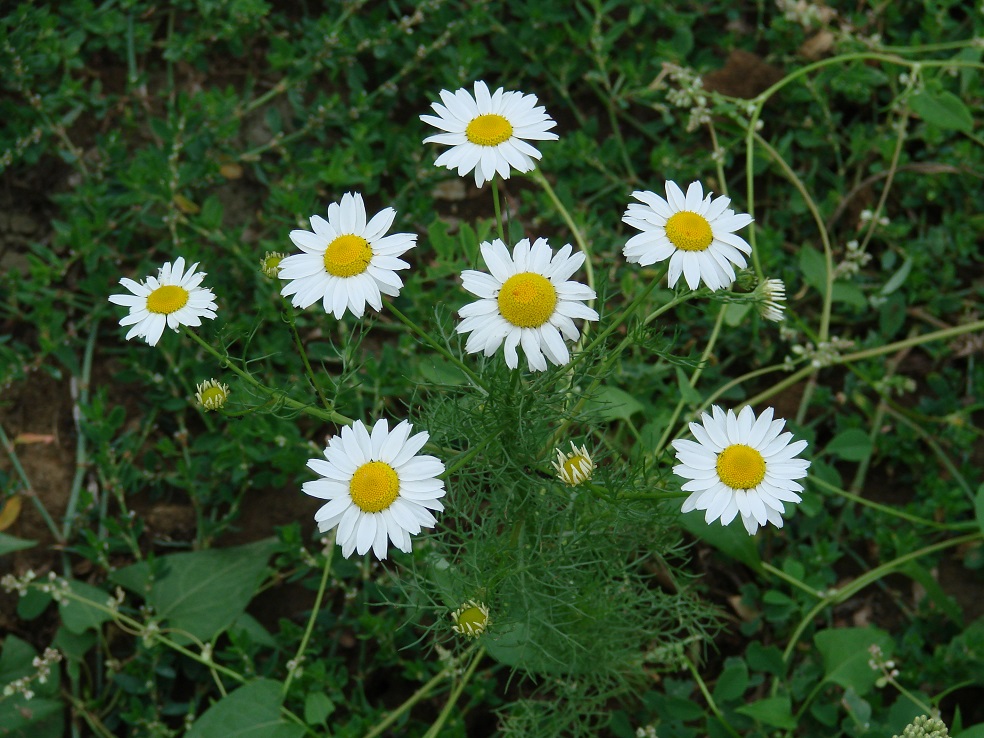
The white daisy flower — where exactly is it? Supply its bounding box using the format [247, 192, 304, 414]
[671, 406, 810, 535]
[622, 180, 754, 291]
[457, 238, 599, 372]
[303, 419, 446, 560]
[279, 192, 416, 319]
[420, 80, 558, 187]
[108, 257, 218, 346]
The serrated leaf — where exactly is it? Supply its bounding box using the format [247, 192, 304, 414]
[814, 626, 892, 695]
[186, 679, 303, 738]
[910, 90, 973, 133]
[824, 429, 872, 461]
[736, 696, 797, 729]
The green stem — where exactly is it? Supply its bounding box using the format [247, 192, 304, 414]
[385, 303, 488, 393]
[578, 269, 665, 358]
[761, 563, 825, 599]
[779, 532, 982, 668]
[840, 319, 984, 363]
[752, 133, 834, 342]
[284, 303, 332, 412]
[652, 305, 727, 456]
[685, 655, 742, 738]
[282, 543, 335, 697]
[360, 661, 462, 738]
[491, 179, 506, 243]
[183, 328, 352, 425]
[422, 647, 486, 738]
[697, 362, 799, 415]
[527, 168, 595, 296]
[810, 475, 975, 533]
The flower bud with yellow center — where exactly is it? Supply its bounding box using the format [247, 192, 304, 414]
[260, 251, 286, 278]
[349, 461, 400, 513]
[323, 234, 373, 278]
[452, 600, 490, 638]
[664, 211, 713, 252]
[497, 272, 557, 328]
[195, 379, 230, 411]
[465, 114, 513, 147]
[146, 285, 190, 315]
[716, 444, 766, 490]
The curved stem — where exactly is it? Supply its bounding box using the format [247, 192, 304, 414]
[653, 305, 727, 456]
[183, 328, 352, 425]
[284, 303, 332, 412]
[811, 475, 975, 533]
[491, 179, 506, 243]
[385, 303, 488, 393]
[282, 543, 335, 697]
[527, 168, 595, 297]
[752, 133, 834, 342]
[685, 655, 742, 738]
[422, 647, 486, 738]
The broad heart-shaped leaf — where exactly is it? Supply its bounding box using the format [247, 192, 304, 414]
[186, 679, 303, 738]
[110, 539, 277, 642]
[814, 626, 893, 696]
[678, 509, 762, 571]
[909, 90, 974, 132]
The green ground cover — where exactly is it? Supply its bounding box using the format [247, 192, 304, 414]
[0, 1, 982, 736]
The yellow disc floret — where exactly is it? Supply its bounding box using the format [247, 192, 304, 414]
[497, 272, 557, 328]
[323, 234, 373, 278]
[195, 379, 230, 411]
[452, 600, 490, 637]
[146, 285, 189, 315]
[465, 114, 513, 147]
[349, 461, 400, 513]
[665, 211, 713, 252]
[716, 444, 766, 490]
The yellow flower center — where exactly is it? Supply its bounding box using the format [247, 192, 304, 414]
[497, 272, 557, 328]
[665, 211, 713, 252]
[323, 234, 373, 277]
[454, 605, 489, 636]
[465, 114, 513, 146]
[146, 285, 189, 315]
[716, 444, 766, 490]
[562, 455, 591, 484]
[349, 461, 400, 513]
[199, 386, 227, 410]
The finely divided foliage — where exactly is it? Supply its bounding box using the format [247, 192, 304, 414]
[9, 5, 975, 735]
